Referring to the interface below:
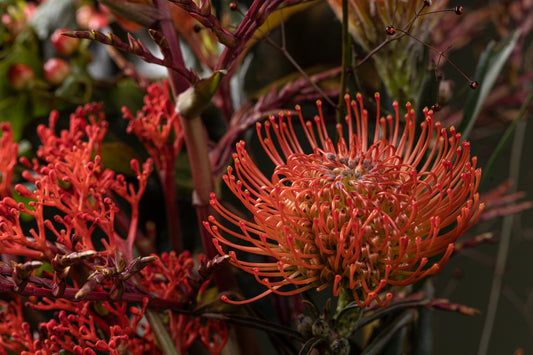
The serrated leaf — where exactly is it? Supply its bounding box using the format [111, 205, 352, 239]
[458, 31, 520, 140]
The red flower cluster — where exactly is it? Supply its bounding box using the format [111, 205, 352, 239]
[141, 251, 229, 355]
[123, 80, 183, 178]
[0, 99, 229, 354]
[0, 296, 157, 354]
[0, 103, 152, 262]
[205, 93, 484, 306]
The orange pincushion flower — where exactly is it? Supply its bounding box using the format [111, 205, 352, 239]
[204, 93, 483, 306]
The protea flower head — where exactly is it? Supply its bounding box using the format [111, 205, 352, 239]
[204, 93, 483, 306]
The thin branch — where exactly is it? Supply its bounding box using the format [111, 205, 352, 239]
[262, 23, 337, 108]
[477, 108, 529, 355]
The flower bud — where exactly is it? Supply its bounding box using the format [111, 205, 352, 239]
[330, 338, 350, 355]
[76, 5, 108, 30]
[51, 28, 81, 56]
[8, 63, 34, 90]
[296, 315, 314, 338]
[176, 70, 226, 119]
[311, 318, 330, 339]
[43, 58, 70, 85]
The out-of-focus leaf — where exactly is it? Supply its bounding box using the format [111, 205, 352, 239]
[481, 93, 533, 187]
[0, 94, 32, 141]
[383, 326, 408, 355]
[93, 78, 145, 114]
[99, 0, 162, 27]
[201, 312, 304, 340]
[298, 337, 325, 355]
[413, 280, 435, 355]
[458, 31, 519, 140]
[415, 64, 438, 120]
[29, 0, 77, 39]
[54, 72, 93, 104]
[12, 182, 36, 222]
[100, 142, 143, 175]
[145, 309, 180, 355]
[252, 2, 315, 44]
[361, 310, 416, 355]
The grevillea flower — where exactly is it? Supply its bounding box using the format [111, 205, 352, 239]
[205, 93, 484, 306]
[122, 80, 183, 177]
[0, 296, 157, 354]
[140, 251, 229, 355]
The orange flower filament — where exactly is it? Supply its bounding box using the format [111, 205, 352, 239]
[205, 93, 484, 306]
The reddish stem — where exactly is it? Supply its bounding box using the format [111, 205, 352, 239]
[160, 161, 183, 252]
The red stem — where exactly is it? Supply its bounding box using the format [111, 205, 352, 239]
[160, 161, 183, 252]
[152, 0, 237, 291]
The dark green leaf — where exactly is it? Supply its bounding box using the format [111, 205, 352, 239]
[0, 94, 32, 140]
[481, 93, 533, 187]
[203, 312, 303, 341]
[145, 309, 180, 355]
[361, 310, 416, 355]
[458, 31, 519, 140]
[298, 337, 325, 355]
[100, 142, 143, 176]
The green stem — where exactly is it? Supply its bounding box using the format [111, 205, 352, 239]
[337, 0, 350, 124]
[480, 93, 533, 187]
[477, 95, 530, 355]
[146, 309, 180, 355]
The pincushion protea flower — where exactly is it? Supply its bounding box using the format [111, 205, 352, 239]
[204, 93, 484, 306]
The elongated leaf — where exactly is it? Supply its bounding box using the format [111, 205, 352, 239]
[361, 310, 416, 355]
[145, 309, 180, 355]
[458, 31, 519, 140]
[338, 297, 429, 332]
[298, 337, 325, 355]
[202, 312, 304, 340]
[413, 281, 435, 355]
[99, 0, 162, 28]
[481, 93, 533, 187]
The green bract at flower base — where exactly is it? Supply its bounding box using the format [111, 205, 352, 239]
[204, 93, 484, 307]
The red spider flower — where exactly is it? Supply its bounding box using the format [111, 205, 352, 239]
[122, 80, 183, 177]
[140, 251, 229, 355]
[205, 93, 484, 306]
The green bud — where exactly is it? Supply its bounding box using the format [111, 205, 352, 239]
[176, 70, 226, 119]
[312, 318, 330, 339]
[330, 338, 350, 355]
[297, 315, 314, 338]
